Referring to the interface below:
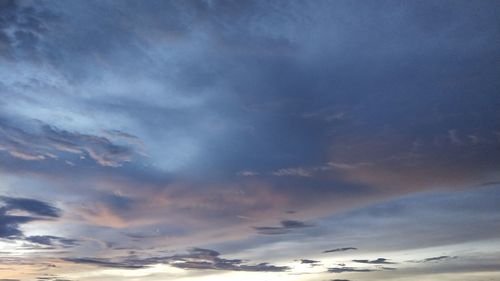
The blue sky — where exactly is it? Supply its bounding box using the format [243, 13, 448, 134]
[0, 1, 499, 280]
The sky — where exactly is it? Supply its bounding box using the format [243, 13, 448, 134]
[0, 0, 499, 280]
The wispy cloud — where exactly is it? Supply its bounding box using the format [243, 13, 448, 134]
[272, 167, 313, 177]
[327, 267, 376, 273]
[64, 247, 290, 272]
[0, 118, 139, 167]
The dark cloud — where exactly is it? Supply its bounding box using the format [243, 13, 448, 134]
[0, 0, 499, 278]
[254, 220, 313, 235]
[323, 247, 357, 253]
[412, 256, 457, 263]
[0, 214, 33, 238]
[0, 196, 60, 217]
[0, 0, 56, 59]
[0, 196, 59, 238]
[352, 258, 396, 265]
[0, 196, 77, 250]
[25, 235, 78, 247]
[300, 259, 320, 265]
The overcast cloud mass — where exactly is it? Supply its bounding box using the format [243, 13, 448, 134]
[0, 0, 499, 280]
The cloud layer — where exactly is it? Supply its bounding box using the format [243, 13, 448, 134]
[0, 1, 499, 280]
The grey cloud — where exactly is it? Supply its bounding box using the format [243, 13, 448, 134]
[1, 215, 33, 239]
[413, 255, 457, 263]
[167, 247, 290, 272]
[327, 267, 376, 273]
[0, 196, 77, 249]
[272, 167, 312, 177]
[300, 259, 321, 267]
[323, 247, 357, 253]
[300, 259, 320, 264]
[352, 258, 396, 265]
[254, 220, 313, 235]
[25, 235, 78, 248]
[0, 196, 60, 217]
[62, 257, 147, 269]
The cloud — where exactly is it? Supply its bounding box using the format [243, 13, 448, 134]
[0, 0, 56, 60]
[62, 257, 147, 270]
[25, 235, 78, 248]
[412, 256, 457, 263]
[300, 259, 320, 264]
[0, 0, 499, 279]
[323, 247, 357, 253]
[0, 118, 138, 168]
[272, 168, 313, 177]
[327, 267, 376, 273]
[34, 274, 73, 281]
[165, 247, 290, 272]
[237, 170, 260, 176]
[0, 196, 60, 238]
[0, 196, 60, 217]
[299, 259, 321, 267]
[64, 247, 290, 272]
[352, 258, 396, 265]
[254, 220, 313, 235]
[0, 196, 78, 250]
[329, 130, 500, 192]
[328, 265, 396, 273]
